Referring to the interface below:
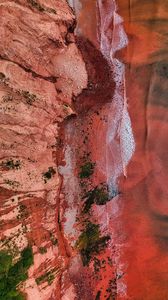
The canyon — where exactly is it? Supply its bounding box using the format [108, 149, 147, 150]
[0, 0, 168, 300]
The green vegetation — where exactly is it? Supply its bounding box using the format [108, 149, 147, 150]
[0, 72, 8, 85]
[106, 278, 117, 300]
[2, 94, 13, 102]
[93, 257, 101, 273]
[0, 159, 21, 170]
[36, 271, 55, 286]
[39, 247, 47, 254]
[46, 7, 56, 14]
[27, 0, 44, 11]
[49, 233, 58, 246]
[21, 91, 37, 105]
[17, 204, 29, 220]
[76, 222, 110, 266]
[82, 184, 110, 213]
[19, 204, 27, 212]
[42, 167, 56, 183]
[0, 252, 12, 279]
[51, 238, 58, 246]
[0, 73, 6, 81]
[4, 179, 20, 189]
[93, 257, 106, 273]
[79, 162, 95, 179]
[95, 291, 101, 300]
[21, 247, 33, 267]
[0, 247, 33, 300]
[27, 0, 56, 14]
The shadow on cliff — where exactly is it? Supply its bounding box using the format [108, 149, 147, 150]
[72, 36, 115, 114]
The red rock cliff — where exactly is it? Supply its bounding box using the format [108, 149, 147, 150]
[0, 1, 87, 299]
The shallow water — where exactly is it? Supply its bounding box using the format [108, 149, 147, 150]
[61, 1, 168, 299]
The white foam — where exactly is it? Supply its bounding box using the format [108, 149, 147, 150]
[97, 0, 136, 296]
[97, 0, 135, 183]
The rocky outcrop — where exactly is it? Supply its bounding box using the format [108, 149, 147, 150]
[0, 1, 87, 299]
[1, 1, 168, 299]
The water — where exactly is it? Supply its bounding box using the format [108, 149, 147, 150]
[97, 0, 135, 186]
[64, 1, 168, 299]
[61, 1, 135, 298]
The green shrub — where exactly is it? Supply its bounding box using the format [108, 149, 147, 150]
[39, 247, 47, 254]
[21, 90, 37, 105]
[82, 184, 110, 213]
[0, 251, 12, 279]
[0, 159, 21, 170]
[0, 247, 33, 299]
[79, 162, 95, 179]
[49, 233, 58, 246]
[27, 0, 56, 14]
[76, 222, 110, 266]
[36, 271, 55, 286]
[21, 247, 33, 268]
[42, 167, 56, 183]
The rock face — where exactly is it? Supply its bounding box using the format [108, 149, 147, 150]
[1, 1, 168, 300]
[0, 1, 87, 299]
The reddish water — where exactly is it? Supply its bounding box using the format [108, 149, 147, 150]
[63, 1, 168, 299]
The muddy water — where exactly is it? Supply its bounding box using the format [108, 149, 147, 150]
[60, 1, 168, 299]
[117, 1, 168, 299]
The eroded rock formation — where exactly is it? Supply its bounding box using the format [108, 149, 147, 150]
[0, 1, 87, 299]
[1, 0, 168, 300]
